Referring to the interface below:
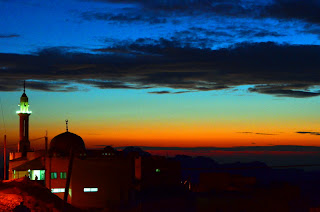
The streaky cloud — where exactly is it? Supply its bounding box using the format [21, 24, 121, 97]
[0, 34, 20, 38]
[296, 131, 320, 136]
[1, 41, 320, 98]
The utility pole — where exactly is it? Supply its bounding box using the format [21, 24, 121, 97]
[45, 131, 48, 157]
[44, 131, 48, 187]
[3, 135, 6, 180]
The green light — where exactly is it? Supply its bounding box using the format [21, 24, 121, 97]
[51, 172, 58, 179]
[18, 99, 31, 114]
[156, 169, 160, 173]
[60, 172, 67, 179]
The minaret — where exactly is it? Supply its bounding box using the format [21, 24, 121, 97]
[16, 81, 32, 156]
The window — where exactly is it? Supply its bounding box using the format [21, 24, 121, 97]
[102, 152, 113, 156]
[84, 188, 98, 192]
[102, 153, 111, 156]
[60, 172, 67, 179]
[51, 172, 57, 179]
[51, 188, 65, 193]
[32, 170, 45, 180]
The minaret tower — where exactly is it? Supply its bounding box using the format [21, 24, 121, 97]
[17, 81, 32, 156]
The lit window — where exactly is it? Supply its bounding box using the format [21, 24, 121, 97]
[60, 172, 67, 179]
[84, 188, 98, 192]
[32, 170, 45, 180]
[51, 172, 57, 179]
[40, 170, 45, 180]
[51, 188, 65, 193]
[156, 169, 160, 173]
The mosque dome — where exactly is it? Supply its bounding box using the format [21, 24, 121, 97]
[49, 131, 86, 157]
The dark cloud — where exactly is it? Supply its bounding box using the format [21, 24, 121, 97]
[249, 85, 320, 98]
[188, 27, 232, 37]
[255, 133, 277, 136]
[91, 47, 140, 55]
[80, 0, 262, 21]
[85, 0, 212, 10]
[1, 40, 320, 98]
[170, 27, 284, 47]
[237, 29, 283, 38]
[296, 131, 320, 136]
[81, 12, 167, 24]
[26, 81, 78, 92]
[238, 132, 277, 135]
[148, 90, 191, 94]
[0, 80, 78, 92]
[301, 26, 320, 39]
[264, 0, 320, 24]
[148, 91, 171, 94]
[82, 0, 320, 26]
[79, 79, 150, 89]
[174, 90, 192, 94]
[0, 34, 20, 38]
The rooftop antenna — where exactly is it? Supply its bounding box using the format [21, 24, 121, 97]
[65, 119, 68, 132]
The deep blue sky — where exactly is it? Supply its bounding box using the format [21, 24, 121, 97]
[1, 0, 320, 54]
[1, 0, 320, 150]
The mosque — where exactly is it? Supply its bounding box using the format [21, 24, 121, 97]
[8, 85, 181, 209]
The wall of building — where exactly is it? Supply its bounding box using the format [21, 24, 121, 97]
[70, 157, 133, 209]
[45, 157, 69, 200]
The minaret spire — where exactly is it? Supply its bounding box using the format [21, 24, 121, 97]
[23, 80, 25, 93]
[66, 119, 69, 132]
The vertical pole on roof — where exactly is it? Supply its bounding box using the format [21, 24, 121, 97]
[3, 135, 6, 180]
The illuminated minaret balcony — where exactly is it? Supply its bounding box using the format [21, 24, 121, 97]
[17, 86, 31, 114]
[16, 93, 32, 114]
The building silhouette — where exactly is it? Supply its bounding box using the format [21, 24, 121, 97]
[8, 86, 181, 210]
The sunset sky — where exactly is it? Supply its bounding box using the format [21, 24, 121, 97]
[1, 0, 320, 151]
